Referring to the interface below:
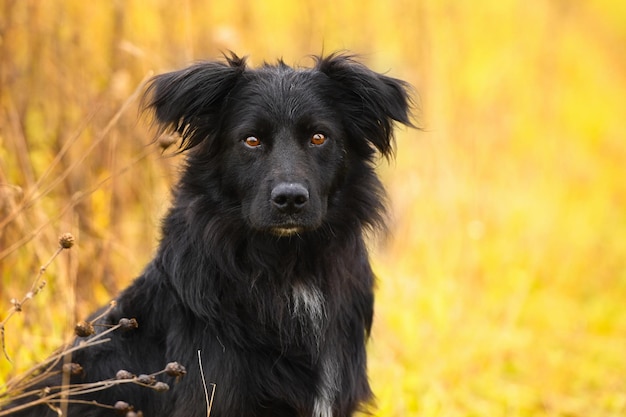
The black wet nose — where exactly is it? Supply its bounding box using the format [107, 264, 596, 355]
[271, 183, 309, 213]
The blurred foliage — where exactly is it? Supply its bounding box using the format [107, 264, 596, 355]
[1, 0, 625, 416]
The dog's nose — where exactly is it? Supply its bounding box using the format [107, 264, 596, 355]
[271, 183, 309, 213]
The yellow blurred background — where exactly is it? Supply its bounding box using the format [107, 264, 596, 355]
[1, 1, 625, 416]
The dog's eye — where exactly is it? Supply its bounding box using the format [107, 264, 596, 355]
[244, 136, 262, 148]
[310, 133, 327, 146]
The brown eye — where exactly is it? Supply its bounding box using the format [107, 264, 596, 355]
[311, 133, 326, 146]
[244, 136, 261, 148]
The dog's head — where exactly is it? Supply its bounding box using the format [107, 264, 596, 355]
[145, 53, 413, 237]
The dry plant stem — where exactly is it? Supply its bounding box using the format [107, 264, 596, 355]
[0, 72, 156, 262]
[0, 245, 65, 362]
[87, 301, 118, 325]
[2, 338, 111, 396]
[208, 382, 216, 417]
[0, 145, 155, 261]
[197, 350, 216, 417]
[0, 375, 139, 416]
[0, 71, 154, 233]
[60, 350, 72, 417]
[0, 359, 173, 416]
[3, 302, 116, 392]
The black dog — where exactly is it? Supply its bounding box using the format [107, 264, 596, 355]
[9, 53, 413, 417]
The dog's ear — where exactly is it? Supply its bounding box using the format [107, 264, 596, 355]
[315, 54, 414, 158]
[144, 53, 246, 151]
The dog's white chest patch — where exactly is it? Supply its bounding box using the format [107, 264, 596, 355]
[290, 284, 339, 417]
[291, 283, 326, 337]
[313, 354, 339, 417]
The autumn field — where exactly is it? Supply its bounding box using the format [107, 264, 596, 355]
[1, 1, 625, 416]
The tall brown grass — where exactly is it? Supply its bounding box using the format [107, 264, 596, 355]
[1, 1, 625, 416]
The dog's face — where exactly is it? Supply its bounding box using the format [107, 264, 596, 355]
[145, 54, 412, 236]
[218, 70, 346, 235]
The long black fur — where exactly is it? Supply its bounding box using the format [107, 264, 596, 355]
[8, 53, 413, 417]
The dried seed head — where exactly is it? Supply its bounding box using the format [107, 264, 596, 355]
[62, 362, 84, 376]
[118, 318, 139, 331]
[114, 401, 132, 414]
[136, 374, 156, 386]
[116, 369, 134, 380]
[164, 362, 187, 378]
[74, 320, 95, 337]
[153, 381, 170, 392]
[59, 233, 75, 249]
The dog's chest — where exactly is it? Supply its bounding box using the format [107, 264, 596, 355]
[291, 283, 326, 337]
[290, 284, 339, 417]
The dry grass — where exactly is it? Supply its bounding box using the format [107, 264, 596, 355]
[1, 1, 625, 416]
[0, 236, 188, 415]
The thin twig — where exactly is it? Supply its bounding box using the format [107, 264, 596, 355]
[2, 338, 111, 394]
[1, 244, 66, 361]
[0, 71, 154, 233]
[0, 374, 129, 416]
[2, 299, 115, 392]
[0, 145, 154, 262]
[208, 381, 216, 416]
[198, 350, 210, 417]
[0, 352, 181, 416]
[197, 350, 216, 417]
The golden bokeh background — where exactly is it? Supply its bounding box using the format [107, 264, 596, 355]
[1, 1, 625, 416]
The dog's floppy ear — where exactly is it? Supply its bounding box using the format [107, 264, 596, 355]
[144, 53, 246, 151]
[315, 53, 414, 158]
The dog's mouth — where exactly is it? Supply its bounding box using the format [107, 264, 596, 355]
[245, 191, 325, 237]
[265, 217, 319, 236]
[269, 226, 304, 237]
[265, 215, 324, 237]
